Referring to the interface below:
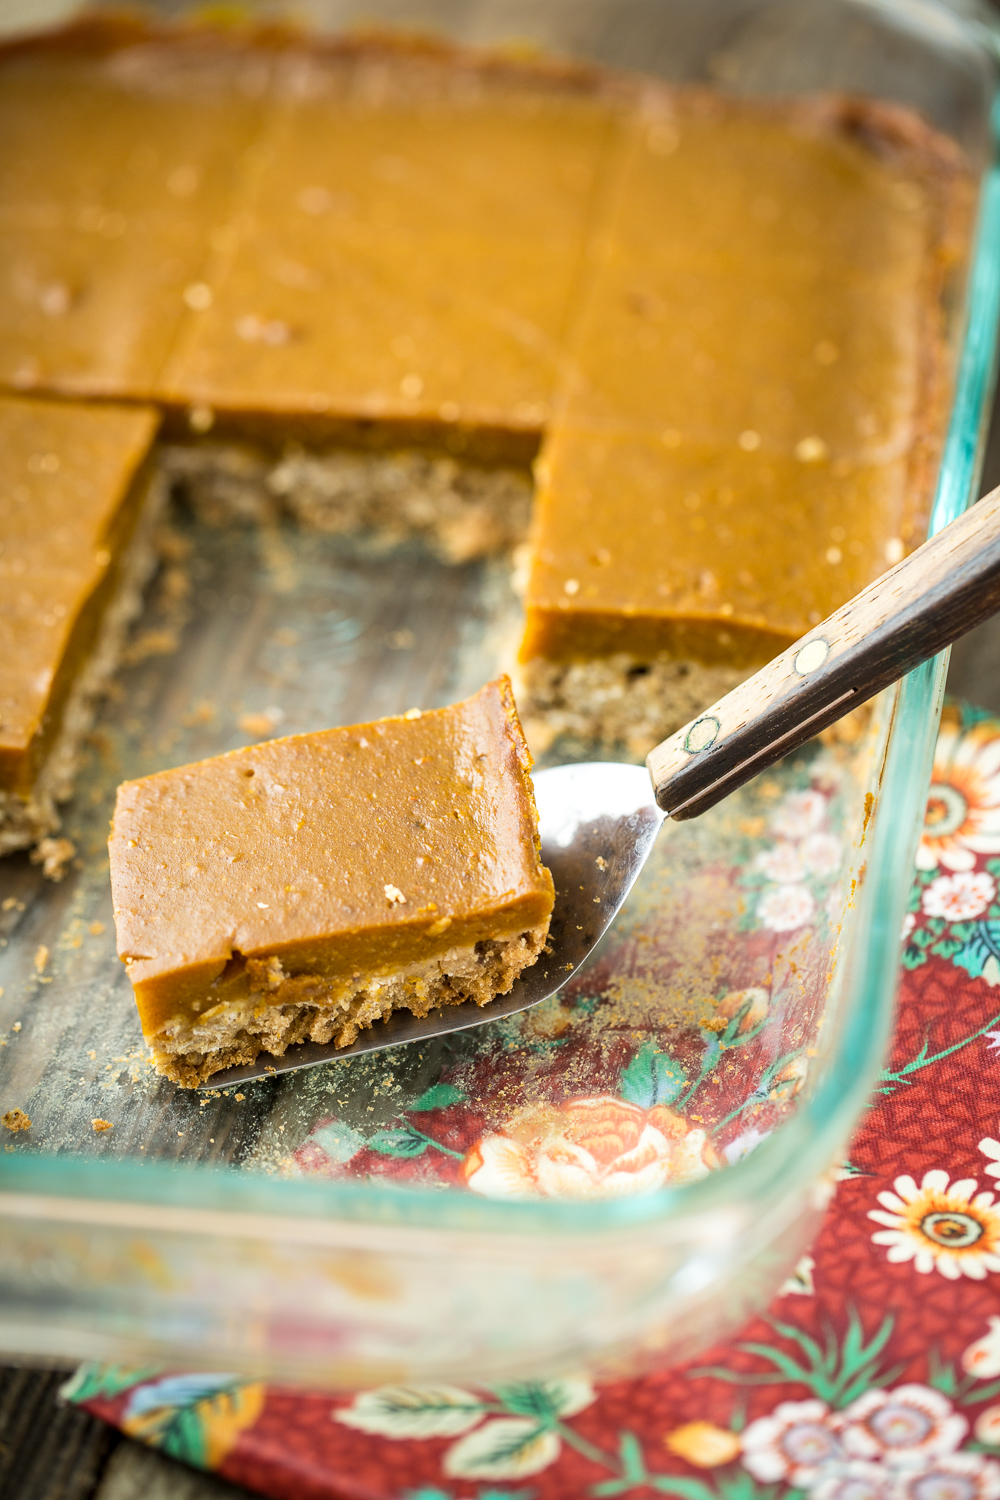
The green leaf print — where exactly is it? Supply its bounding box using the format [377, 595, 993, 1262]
[877, 1004, 1000, 1093]
[367, 1122, 465, 1159]
[949, 920, 1000, 980]
[590, 1431, 660, 1497]
[620, 1040, 686, 1109]
[60, 1363, 162, 1405]
[648, 1478, 727, 1500]
[117, 1374, 259, 1470]
[368, 1126, 430, 1157]
[959, 701, 997, 730]
[691, 1308, 900, 1408]
[927, 1348, 1000, 1408]
[493, 1382, 566, 1426]
[160, 1404, 211, 1467]
[716, 1478, 801, 1500]
[411, 1083, 466, 1111]
[931, 936, 967, 960]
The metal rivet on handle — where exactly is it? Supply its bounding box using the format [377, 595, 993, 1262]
[794, 637, 829, 676]
[684, 715, 720, 754]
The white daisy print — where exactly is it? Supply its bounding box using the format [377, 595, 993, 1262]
[756, 842, 806, 883]
[771, 789, 828, 838]
[800, 831, 843, 876]
[741, 1398, 841, 1485]
[832, 1384, 966, 1466]
[894, 1451, 1000, 1500]
[811, 1459, 899, 1500]
[917, 709, 1000, 873]
[758, 883, 817, 933]
[869, 1170, 1000, 1280]
[980, 1137, 1000, 1182]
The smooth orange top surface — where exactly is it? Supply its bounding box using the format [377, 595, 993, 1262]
[0, 30, 267, 399]
[0, 396, 159, 790]
[161, 50, 620, 431]
[521, 96, 962, 665]
[109, 678, 554, 1029]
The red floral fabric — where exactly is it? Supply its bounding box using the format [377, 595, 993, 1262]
[66, 703, 1000, 1500]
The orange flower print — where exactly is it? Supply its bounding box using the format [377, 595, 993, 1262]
[917, 710, 1000, 873]
[716, 987, 770, 1034]
[462, 1095, 718, 1200]
[666, 1421, 742, 1467]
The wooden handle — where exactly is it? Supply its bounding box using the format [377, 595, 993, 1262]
[647, 484, 1000, 821]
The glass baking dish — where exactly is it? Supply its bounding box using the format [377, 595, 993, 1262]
[0, 0, 998, 1389]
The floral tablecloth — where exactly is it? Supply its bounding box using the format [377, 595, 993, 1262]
[64, 702, 1000, 1500]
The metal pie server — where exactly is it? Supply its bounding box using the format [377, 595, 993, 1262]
[203, 484, 1000, 1088]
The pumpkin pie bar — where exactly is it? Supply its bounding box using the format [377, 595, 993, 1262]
[158, 42, 620, 449]
[0, 395, 160, 866]
[108, 677, 554, 1087]
[0, 22, 268, 401]
[518, 94, 967, 755]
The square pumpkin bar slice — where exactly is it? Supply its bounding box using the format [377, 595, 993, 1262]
[109, 677, 554, 1087]
[0, 394, 160, 867]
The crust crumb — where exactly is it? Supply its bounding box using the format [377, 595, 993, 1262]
[30, 836, 76, 882]
[3, 1108, 30, 1132]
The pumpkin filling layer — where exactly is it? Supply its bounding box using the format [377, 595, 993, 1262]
[0, 395, 162, 865]
[108, 679, 554, 1086]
